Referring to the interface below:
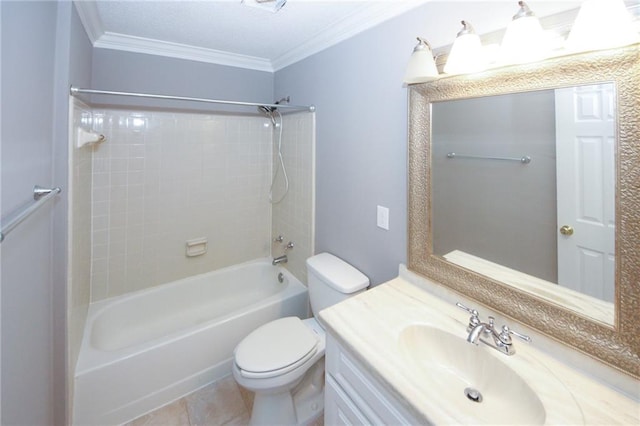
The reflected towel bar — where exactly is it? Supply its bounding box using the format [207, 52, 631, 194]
[446, 152, 532, 164]
[0, 186, 62, 243]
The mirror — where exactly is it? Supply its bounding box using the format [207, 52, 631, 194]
[408, 44, 640, 378]
[431, 84, 615, 325]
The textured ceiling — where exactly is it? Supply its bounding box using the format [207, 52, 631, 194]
[75, 1, 592, 72]
[95, 1, 386, 59]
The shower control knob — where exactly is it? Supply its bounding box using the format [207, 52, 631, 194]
[285, 241, 294, 250]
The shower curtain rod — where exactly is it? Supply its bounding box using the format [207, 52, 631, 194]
[69, 86, 315, 112]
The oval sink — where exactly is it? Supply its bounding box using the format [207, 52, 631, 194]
[398, 325, 546, 425]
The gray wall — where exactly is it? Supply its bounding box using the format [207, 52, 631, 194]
[1, 1, 92, 424]
[273, 11, 426, 285]
[1, 2, 58, 424]
[432, 91, 558, 282]
[91, 49, 274, 112]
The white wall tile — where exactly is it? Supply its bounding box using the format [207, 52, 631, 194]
[68, 98, 95, 396]
[89, 110, 275, 300]
[272, 112, 316, 284]
[79, 107, 315, 302]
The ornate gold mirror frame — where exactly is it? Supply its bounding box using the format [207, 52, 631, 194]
[408, 44, 640, 378]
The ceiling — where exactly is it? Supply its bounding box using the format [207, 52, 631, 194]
[75, 0, 433, 72]
[75, 0, 599, 73]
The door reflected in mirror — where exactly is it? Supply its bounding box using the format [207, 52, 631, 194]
[432, 83, 615, 325]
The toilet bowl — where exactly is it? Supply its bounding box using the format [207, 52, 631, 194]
[232, 253, 369, 425]
[233, 317, 325, 425]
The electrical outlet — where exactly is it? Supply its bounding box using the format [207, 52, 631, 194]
[377, 205, 389, 230]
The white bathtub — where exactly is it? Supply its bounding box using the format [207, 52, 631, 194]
[73, 258, 309, 425]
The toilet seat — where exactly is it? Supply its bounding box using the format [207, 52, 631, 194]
[235, 317, 319, 379]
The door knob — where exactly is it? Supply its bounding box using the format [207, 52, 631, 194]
[559, 225, 574, 236]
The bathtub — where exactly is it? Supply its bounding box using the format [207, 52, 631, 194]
[73, 258, 309, 425]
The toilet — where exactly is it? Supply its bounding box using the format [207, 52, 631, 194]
[232, 252, 369, 425]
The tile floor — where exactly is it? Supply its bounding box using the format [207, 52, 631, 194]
[124, 375, 252, 426]
[124, 375, 324, 426]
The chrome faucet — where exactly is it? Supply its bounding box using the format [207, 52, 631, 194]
[456, 302, 531, 355]
[272, 254, 288, 265]
[467, 321, 492, 345]
[272, 238, 293, 265]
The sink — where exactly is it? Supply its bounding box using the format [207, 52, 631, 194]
[398, 325, 546, 425]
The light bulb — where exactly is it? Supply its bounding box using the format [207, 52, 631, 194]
[499, 1, 549, 65]
[444, 21, 485, 75]
[566, 0, 639, 53]
[404, 37, 440, 84]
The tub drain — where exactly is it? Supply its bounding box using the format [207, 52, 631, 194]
[277, 272, 284, 283]
[464, 387, 483, 403]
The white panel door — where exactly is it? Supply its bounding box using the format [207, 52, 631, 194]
[555, 84, 615, 302]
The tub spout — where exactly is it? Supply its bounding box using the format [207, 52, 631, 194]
[272, 255, 288, 265]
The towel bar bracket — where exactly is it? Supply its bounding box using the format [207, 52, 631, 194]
[33, 185, 57, 200]
[0, 185, 62, 243]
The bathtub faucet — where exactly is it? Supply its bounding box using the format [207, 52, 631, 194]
[272, 254, 288, 265]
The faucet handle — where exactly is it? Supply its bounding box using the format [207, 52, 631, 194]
[456, 302, 479, 317]
[456, 302, 480, 327]
[499, 325, 531, 343]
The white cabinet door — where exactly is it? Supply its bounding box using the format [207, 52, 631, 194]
[325, 377, 371, 426]
[325, 334, 422, 425]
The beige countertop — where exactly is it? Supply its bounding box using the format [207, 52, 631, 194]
[319, 276, 640, 425]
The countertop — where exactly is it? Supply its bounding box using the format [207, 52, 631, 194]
[319, 276, 640, 425]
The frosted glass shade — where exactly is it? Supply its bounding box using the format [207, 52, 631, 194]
[404, 42, 439, 84]
[444, 33, 485, 75]
[566, 0, 639, 52]
[499, 15, 549, 64]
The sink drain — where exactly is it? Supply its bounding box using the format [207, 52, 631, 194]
[464, 387, 483, 403]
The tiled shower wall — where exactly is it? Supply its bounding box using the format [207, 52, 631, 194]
[89, 110, 275, 301]
[271, 112, 315, 283]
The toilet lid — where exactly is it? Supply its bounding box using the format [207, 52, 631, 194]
[235, 317, 319, 376]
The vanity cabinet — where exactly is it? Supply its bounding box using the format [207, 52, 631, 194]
[325, 334, 421, 425]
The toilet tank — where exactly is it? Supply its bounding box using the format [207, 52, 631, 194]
[306, 253, 369, 321]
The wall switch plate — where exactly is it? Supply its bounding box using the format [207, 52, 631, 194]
[377, 205, 389, 230]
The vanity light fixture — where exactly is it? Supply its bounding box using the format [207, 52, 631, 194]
[444, 21, 485, 75]
[499, 1, 549, 64]
[566, 0, 639, 53]
[404, 37, 440, 84]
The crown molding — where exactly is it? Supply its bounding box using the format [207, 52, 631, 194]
[271, 1, 427, 71]
[73, 0, 104, 44]
[94, 32, 274, 72]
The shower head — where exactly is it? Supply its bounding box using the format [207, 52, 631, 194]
[258, 105, 277, 114]
[258, 105, 277, 125]
[258, 96, 290, 124]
